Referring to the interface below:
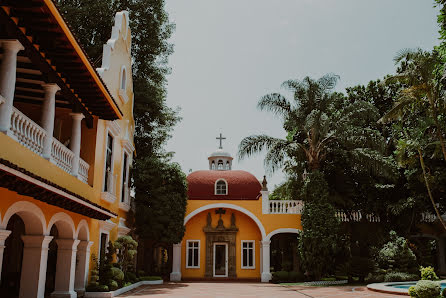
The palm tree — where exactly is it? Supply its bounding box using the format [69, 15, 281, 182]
[379, 48, 446, 161]
[238, 74, 388, 177]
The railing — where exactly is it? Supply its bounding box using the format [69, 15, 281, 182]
[51, 138, 74, 174]
[421, 212, 437, 223]
[8, 107, 89, 183]
[10, 107, 46, 155]
[335, 211, 380, 223]
[269, 200, 303, 214]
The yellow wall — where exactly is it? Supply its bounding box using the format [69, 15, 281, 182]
[182, 208, 262, 279]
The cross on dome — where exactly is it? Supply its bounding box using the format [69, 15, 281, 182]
[216, 133, 226, 149]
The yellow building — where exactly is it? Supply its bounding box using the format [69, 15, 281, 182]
[0, 1, 135, 297]
[170, 137, 302, 282]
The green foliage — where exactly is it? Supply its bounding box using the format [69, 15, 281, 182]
[125, 272, 138, 283]
[271, 271, 289, 283]
[376, 231, 418, 273]
[409, 280, 441, 298]
[383, 272, 418, 282]
[107, 280, 119, 291]
[139, 275, 162, 281]
[442, 287, 446, 297]
[420, 266, 439, 281]
[114, 236, 138, 274]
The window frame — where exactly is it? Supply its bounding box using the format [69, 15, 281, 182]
[214, 178, 228, 195]
[103, 132, 114, 192]
[241, 240, 255, 269]
[186, 240, 200, 269]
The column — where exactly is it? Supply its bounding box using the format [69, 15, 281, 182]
[20, 235, 53, 298]
[261, 240, 271, 282]
[74, 240, 93, 295]
[0, 40, 24, 133]
[261, 190, 270, 214]
[41, 83, 61, 159]
[51, 239, 80, 298]
[69, 113, 84, 177]
[170, 242, 182, 281]
[0, 229, 11, 283]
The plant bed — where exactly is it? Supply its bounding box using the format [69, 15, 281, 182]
[84, 279, 163, 298]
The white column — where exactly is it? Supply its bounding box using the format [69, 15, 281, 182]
[0, 229, 11, 283]
[74, 240, 93, 295]
[261, 190, 270, 214]
[69, 113, 84, 177]
[170, 242, 182, 281]
[0, 40, 24, 133]
[261, 240, 271, 282]
[41, 83, 61, 159]
[19, 235, 53, 298]
[51, 239, 80, 298]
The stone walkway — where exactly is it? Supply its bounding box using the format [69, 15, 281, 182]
[117, 282, 405, 297]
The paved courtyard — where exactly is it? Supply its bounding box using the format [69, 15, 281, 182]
[118, 282, 405, 297]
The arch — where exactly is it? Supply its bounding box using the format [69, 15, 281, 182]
[1, 201, 46, 235]
[47, 212, 75, 239]
[184, 203, 266, 239]
[265, 228, 301, 241]
[120, 65, 127, 90]
[75, 219, 90, 241]
[214, 178, 228, 195]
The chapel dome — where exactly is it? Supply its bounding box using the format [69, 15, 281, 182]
[209, 148, 233, 158]
[187, 170, 262, 200]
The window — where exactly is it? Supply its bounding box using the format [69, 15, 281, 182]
[186, 240, 200, 268]
[241, 241, 255, 269]
[120, 67, 126, 90]
[211, 161, 215, 170]
[121, 152, 129, 203]
[226, 161, 230, 170]
[104, 133, 114, 192]
[217, 160, 223, 170]
[99, 232, 108, 261]
[215, 179, 227, 195]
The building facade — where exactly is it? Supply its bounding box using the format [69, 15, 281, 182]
[170, 140, 303, 282]
[0, 1, 135, 297]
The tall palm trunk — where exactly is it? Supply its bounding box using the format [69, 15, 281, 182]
[418, 148, 446, 231]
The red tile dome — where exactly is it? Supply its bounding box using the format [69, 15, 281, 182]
[187, 170, 262, 200]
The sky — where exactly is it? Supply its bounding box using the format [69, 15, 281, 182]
[164, 0, 440, 190]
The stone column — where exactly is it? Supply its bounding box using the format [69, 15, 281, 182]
[0, 40, 24, 133]
[261, 240, 271, 282]
[0, 229, 11, 283]
[261, 190, 270, 214]
[170, 242, 182, 281]
[20, 235, 53, 298]
[51, 239, 80, 298]
[41, 83, 61, 160]
[69, 113, 84, 177]
[74, 240, 93, 295]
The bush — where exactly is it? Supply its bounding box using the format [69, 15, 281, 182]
[377, 231, 417, 273]
[139, 276, 162, 281]
[442, 287, 446, 297]
[288, 271, 305, 282]
[408, 280, 441, 298]
[86, 284, 109, 292]
[125, 271, 138, 283]
[365, 273, 385, 283]
[383, 272, 418, 282]
[420, 266, 439, 281]
[272, 271, 289, 283]
[108, 280, 119, 291]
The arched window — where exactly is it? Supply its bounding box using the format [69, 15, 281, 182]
[211, 161, 216, 170]
[226, 161, 230, 170]
[120, 66, 126, 90]
[215, 179, 227, 195]
[217, 160, 223, 170]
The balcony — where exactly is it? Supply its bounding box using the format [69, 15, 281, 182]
[9, 107, 89, 183]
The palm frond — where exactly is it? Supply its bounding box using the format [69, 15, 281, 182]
[238, 135, 288, 159]
[317, 73, 340, 91]
[393, 48, 421, 64]
[257, 93, 292, 118]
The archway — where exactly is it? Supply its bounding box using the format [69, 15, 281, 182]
[74, 220, 92, 295]
[46, 212, 78, 297]
[1, 201, 49, 297]
[0, 214, 25, 297]
[45, 225, 59, 297]
[270, 233, 299, 272]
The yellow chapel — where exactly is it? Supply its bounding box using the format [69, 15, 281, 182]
[170, 135, 303, 282]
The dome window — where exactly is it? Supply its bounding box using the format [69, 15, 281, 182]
[226, 161, 230, 170]
[211, 161, 216, 170]
[217, 160, 223, 170]
[215, 179, 227, 195]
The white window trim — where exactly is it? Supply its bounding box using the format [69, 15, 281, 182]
[98, 220, 116, 258]
[214, 178, 228, 195]
[119, 65, 129, 103]
[241, 240, 255, 269]
[186, 240, 200, 269]
[101, 122, 120, 203]
[119, 149, 131, 210]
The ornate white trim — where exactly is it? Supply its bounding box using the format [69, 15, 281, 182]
[265, 228, 301, 241]
[106, 120, 121, 137]
[47, 212, 76, 238]
[99, 219, 117, 232]
[184, 203, 266, 239]
[119, 202, 131, 212]
[1, 200, 47, 235]
[121, 138, 135, 154]
[101, 191, 117, 204]
[117, 218, 130, 237]
[75, 219, 90, 241]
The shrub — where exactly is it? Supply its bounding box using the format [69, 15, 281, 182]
[377, 231, 418, 273]
[420, 266, 439, 281]
[123, 282, 132, 287]
[442, 287, 446, 297]
[139, 276, 162, 281]
[409, 280, 441, 298]
[125, 271, 138, 283]
[272, 271, 289, 283]
[108, 280, 119, 291]
[383, 272, 418, 282]
[288, 271, 305, 282]
[365, 273, 385, 283]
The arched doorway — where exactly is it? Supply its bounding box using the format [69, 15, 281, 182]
[270, 233, 299, 272]
[0, 214, 25, 297]
[45, 225, 59, 297]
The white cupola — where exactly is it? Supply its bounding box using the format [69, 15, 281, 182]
[208, 133, 233, 170]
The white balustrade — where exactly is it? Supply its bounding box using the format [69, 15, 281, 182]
[8, 107, 89, 182]
[268, 200, 304, 214]
[10, 107, 46, 154]
[51, 138, 74, 174]
[421, 212, 437, 223]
